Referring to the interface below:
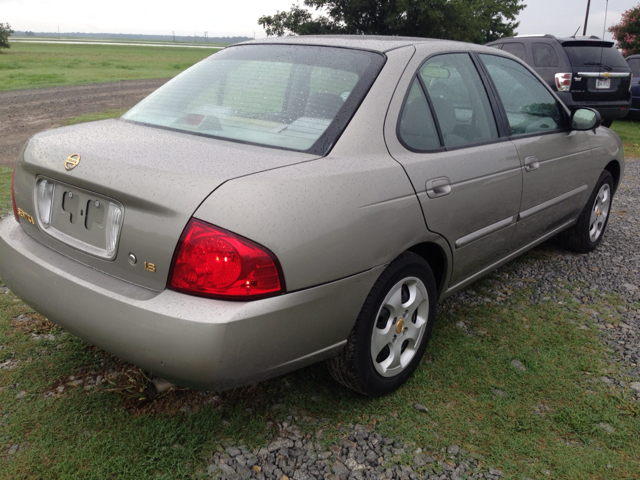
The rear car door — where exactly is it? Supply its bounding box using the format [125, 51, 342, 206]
[478, 53, 597, 246]
[385, 50, 523, 289]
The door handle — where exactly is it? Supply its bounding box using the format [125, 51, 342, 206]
[524, 156, 540, 172]
[426, 177, 451, 198]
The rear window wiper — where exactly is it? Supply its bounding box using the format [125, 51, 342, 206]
[582, 62, 613, 71]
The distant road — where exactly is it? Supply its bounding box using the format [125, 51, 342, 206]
[12, 40, 223, 49]
[0, 79, 168, 168]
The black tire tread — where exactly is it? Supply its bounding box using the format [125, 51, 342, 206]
[327, 252, 435, 397]
[558, 170, 613, 254]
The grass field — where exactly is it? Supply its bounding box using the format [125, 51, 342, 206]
[0, 42, 217, 91]
[611, 119, 640, 158]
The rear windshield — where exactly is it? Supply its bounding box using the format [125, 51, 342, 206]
[122, 45, 385, 155]
[563, 45, 629, 69]
[628, 57, 640, 76]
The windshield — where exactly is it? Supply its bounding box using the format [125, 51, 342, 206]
[563, 45, 629, 69]
[122, 44, 385, 155]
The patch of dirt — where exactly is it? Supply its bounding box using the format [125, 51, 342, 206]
[42, 344, 301, 418]
[0, 79, 168, 168]
[12, 312, 56, 335]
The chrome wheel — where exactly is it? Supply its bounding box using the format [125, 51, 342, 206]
[370, 277, 429, 377]
[589, 183, 611, 243]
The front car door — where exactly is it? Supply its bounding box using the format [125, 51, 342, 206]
[477, 53, 597, 246]
[384, 47, 523, 291]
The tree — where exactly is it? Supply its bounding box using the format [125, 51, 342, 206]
[258, 0, 525, 44]
[0, 22, 14, 51]
[608, 4, 640, 56]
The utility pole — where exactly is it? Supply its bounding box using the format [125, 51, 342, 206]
[173, 30, 175, 42]
[204, 31, 208, 42]
[58, 25, 60, 39]
[583, 0, 591, 36]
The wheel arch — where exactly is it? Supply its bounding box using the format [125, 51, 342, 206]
[408, 241, 448, 297]
[605, 160, 621, 193]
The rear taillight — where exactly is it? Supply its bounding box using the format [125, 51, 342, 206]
[169, 219, 284, 300]
[555, 73, 572, 92]
[11, 166, 19, 223]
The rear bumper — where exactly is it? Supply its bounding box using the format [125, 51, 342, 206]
[0, 217, 381, 391]
[557, 92, 632, 120]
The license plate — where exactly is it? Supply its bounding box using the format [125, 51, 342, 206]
[596, 78, 611, 89]
[34, 177, 124, 259]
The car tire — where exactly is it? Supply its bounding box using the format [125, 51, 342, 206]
[327, 252, 437, 397]
[558, 170, 614, 253]
[601, 118, 613, 128]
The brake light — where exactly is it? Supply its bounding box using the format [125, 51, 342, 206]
[11, 166, 19, 223]
[555, 73, 572, 91]
[169, 219, 284, 300]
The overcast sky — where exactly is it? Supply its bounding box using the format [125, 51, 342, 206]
[1, 0, 637, 41]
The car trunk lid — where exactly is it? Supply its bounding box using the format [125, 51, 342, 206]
[13, 119, 320, 291]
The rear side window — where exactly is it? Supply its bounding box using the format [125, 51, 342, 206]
[501, 42, 526, 61]
[419, 54, 498, 148]
[563, 45, 629, 68]
[480, 54, 564, 135]
[399, 79, 440, 150]
[627, 57, 640, 76]
[532, 43, 559, 67]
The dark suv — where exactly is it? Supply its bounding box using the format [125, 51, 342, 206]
[487, 35, 632, 127]
[626, 55, 640, 119]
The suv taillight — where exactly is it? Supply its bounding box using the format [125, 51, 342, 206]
[555, 73, 572, 92]
[169, 219, 284, 300]
[11, 166, 19, 223]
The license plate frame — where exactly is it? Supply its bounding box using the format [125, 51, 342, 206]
[34, 177, 124, 260]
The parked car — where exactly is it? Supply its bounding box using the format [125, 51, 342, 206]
[0, 36, 624, 397]
[487, 35, 632, 127]
[626, 54, 640, 119]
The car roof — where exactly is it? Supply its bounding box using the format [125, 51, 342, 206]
[235, 35, 471, 53]
[488, 34, 614, 48]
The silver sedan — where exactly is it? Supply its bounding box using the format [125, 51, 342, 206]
[0, 36, 624, 396]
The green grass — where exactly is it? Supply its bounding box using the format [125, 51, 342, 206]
[63, 109, 128, 126]
[610, 118, 640, 159]
[0, 168, 12, 217]
[0, 42, 218, 91]
[1, 249, 638, 478]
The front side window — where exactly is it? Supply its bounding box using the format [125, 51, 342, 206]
[532, 43, 559, 67]
[122, 45, 385, 154]
[480, 54, 565, 135]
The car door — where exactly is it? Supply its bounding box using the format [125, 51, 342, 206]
[385, 50, 523, 289]
[477, 53, 596, 246]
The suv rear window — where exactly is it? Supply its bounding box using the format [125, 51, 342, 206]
[563, 45, 628, 68]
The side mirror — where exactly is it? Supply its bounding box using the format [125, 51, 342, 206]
[571, 108, 601, 131]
